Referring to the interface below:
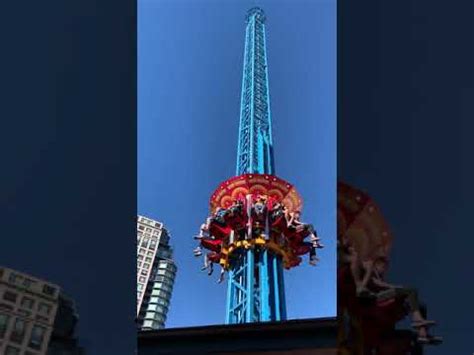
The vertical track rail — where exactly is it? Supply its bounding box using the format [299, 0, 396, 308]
[225, 7, 286, 324]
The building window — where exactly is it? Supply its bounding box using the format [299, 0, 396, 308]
[36, 315, 49, 324]
[38, 303, 52, 315]
[28, 325, 46, 350]
[143, 320, 153, 328]
[0, 303, 14, 312]
[8, 273, 20, 284]
[42, 285, 56, 297]
[162, 299, 170, 307]
[3, 291, 17, 303]
[164, 273, 174, 281]
[23, 279, 35, 289]
[145, 312, 155, 319]
[5, 346, 21, 355]
[10, 318, 27, 344]
[0, 314, 10, 338]
[21, 297, 34, 310]
[18, 309, 31, 318]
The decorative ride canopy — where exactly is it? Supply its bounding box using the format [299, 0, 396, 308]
[210, 174, 302, 214]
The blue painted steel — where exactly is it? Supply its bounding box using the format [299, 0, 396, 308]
[236, 7, 274, 176]
[226, 7, 286, 324]
[259, 249, 270, 320]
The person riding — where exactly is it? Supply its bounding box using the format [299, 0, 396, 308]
[199, 249, 226, 283]
[254, 195, 267, 212]
[250, 195, 268, 238]
[226, 199, 247, 238]
[270, 201, 285, 220]
[193, 207, 228, 257]
[360, 255, 442, 345]
[228, 198, 244, 216]
[287, 210, 324, 249]
[337, 238, 368, 297]
[268, 201, 287, 243]
[192, 221, 212, 257]
[307, 245, 319, 266]
[211, 207, 228, 227]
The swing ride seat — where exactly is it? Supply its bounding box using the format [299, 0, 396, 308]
[270, 214, 288, 234]
[208, 221, 232, 240]
[292, 242, 312, 256]
[207, 252, 221, 263]
[224, 212, 247, 231]
[348, 289, 409, 348]
[200, 238, 223, 253]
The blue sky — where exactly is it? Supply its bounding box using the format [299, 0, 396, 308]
[138, 0, 336, 327]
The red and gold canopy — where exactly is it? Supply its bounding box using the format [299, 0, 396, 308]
[209, 174, 303, 214]
[338, 181, 393, 261]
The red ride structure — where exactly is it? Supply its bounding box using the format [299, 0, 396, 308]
[337, 181, 442, 354]
[193, 173, 324, 323]
[205, 173, 317, 271]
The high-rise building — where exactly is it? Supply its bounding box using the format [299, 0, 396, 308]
[136, 216, 177, 330]
[47, 294, 84, 355]
[0, 268, 84, 355]
[0, 267, 60, 355]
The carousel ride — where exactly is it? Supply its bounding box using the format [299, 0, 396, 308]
[193, 174, 323, 282]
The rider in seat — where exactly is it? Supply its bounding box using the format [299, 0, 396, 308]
[360, 255, 443, 345]
[192, 223, 209, 257]
[201, 250, 226, 283]
[226, 199, 247, 239]
[269, 201, 287, 244]
[287, 210, 324, 249]
[250, 195, 268, 238]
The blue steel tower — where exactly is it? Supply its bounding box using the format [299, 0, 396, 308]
[236, 7, 274, 177]
[226, 7, 285, 324]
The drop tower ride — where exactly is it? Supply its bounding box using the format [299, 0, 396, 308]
[195, 7, 321, 325]
[229, 7, 283, 323]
